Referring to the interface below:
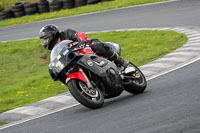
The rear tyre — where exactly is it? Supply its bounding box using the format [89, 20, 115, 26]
[68, 79, 104, 109]
[124, 63, 147, 94]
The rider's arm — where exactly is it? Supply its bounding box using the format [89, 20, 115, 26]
[62, 29, 87, 42]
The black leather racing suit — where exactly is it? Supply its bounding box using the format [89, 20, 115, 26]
[60, 29, 128, 68]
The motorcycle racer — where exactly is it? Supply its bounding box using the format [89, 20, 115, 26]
[39, 24, 130, 69]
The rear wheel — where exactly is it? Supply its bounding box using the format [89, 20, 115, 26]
[67, 79, 104, 109]
[124, 63, 147, 94]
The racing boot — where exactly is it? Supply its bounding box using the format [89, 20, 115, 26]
[109, 51, 129, 68]
[108, 51, 136, 74]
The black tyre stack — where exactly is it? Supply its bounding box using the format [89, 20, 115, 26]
[0, 8, 14, 20]
[87, 0, 100, 5]
[24, 2, 38, 15]
[38, 0, 49, 13]
[49, 0, 63, 12]
[11, 1, 26, 17]
[0, 4, 4, 12]
[101, 0, 113, 2]
[0, 0, 115, 21]
[62, 0, 75, 9]
[75, 0, 87, 7]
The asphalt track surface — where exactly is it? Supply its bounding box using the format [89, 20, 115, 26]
[1, 0, 200, 132]
[1, 59, 200, 133]
[0, 0, 200, 42]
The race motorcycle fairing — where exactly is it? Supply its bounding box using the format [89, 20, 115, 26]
[49, 40, 147, 109]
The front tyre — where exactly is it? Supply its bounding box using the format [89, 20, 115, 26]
[124, 63, 147, 94]
[67, 79, 104, 109]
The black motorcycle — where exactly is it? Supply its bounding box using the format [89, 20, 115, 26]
[49, 40, 147, 109]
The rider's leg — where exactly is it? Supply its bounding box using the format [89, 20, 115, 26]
[90, 42, 129, 69]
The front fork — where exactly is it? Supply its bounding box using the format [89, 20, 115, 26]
[65, 67, 94, 89]
[78, 68, 93, 89]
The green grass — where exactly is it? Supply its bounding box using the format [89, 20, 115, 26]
[0, 0, 37, 8]
[89, 30, 188, 66]
[0, 30, 187, 113]
[0, 122, 7, 126]
[0, 0, 166, 27]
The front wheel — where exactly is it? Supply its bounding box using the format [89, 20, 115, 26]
[124, 63, 147, 94]
[67, 79, 104, 109]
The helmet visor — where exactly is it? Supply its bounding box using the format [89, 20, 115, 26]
[40, 37, 50, 48]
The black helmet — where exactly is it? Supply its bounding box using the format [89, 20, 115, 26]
[39, 24, 60, 50]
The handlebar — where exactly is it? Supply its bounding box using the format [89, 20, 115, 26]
[71, 41, 87, 51]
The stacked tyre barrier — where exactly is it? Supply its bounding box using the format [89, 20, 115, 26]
[101, 0, 113, 1]
[75, 0, 87, 7]
[0, 8, 14, 20]
[11, 1, 26, 17]
[49, 0, 63, 12]
[87, 0, 101, 5]
[24, 2, 38, 15]
[62, 0, 75, 9]
[38, 0, 49, 13]
[0, 0, 113, 21]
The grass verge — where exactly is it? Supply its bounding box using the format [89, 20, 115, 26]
[0, 122, 7, 126]
[0, 0, 166, 28]
[0, 30, 187, 113]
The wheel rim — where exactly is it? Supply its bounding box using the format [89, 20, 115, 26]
[78, 81, 102, 102]
[127, 64, 145, 85]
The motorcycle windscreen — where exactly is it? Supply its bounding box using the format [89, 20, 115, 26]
[50, 40, 72, 62]
[49, 40, 73, 75]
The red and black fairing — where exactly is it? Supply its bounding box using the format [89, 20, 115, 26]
[49, 40, 124, 98]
